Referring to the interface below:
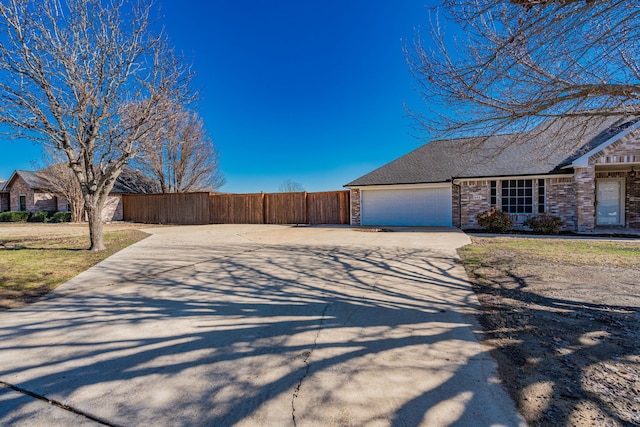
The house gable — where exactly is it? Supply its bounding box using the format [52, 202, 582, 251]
[589, 128, 640, 167]
[570, 120, 640, 167]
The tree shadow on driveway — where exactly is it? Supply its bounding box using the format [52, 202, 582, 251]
[0, 237, 522, 426]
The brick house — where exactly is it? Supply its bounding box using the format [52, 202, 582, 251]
[346, 116, 640, 233]
[1, 167, 158, 221]
[0, 179, 8, 212]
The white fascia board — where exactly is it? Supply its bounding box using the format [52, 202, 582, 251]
[452, 173, 572, 184]
[348, 182, 452, 191]
[570, 120, 640, 168]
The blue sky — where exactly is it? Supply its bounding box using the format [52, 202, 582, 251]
[0, 1, 435, 193]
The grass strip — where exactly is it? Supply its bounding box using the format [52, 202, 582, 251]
[460, 237, 640, 268]
[0, 229, 149, 310]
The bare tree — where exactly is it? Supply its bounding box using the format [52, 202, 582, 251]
[406, 0, 640, 139]
[36, 148, 84, 222]
[134, 105, 225, 193]
[278, 179, 304, 193]
[0, 0, 193, 250]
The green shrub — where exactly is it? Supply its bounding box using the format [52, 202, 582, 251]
[28, 210, 56, 223]
[50, 211, 73, 223]
[524, 214, 564, 235]
[476, 207, 513, 232]
[0, 211, 31, 222]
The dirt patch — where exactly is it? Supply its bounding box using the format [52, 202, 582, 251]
[459, 237, 640, 427]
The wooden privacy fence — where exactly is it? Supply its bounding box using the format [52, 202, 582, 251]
[123, 190, 350, 225]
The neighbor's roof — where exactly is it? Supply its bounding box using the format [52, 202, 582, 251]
[0, 179, 6, 192]
[346, 115, 639, 186]
[9, 170, 51, 190]
[111, 167, 160, 194]
[5, 167, 159, 194]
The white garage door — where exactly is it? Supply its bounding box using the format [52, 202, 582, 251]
[361, 187, 452, 226]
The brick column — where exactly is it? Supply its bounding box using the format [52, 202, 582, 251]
[452, 184, 461, 228]
[350, 188, 361, 225]
[574, 166, 596, 232]
[626, 171, 640, 228]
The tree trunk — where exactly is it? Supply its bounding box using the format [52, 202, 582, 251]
[72, 202, 84, 223]
[86, 203, 106, 251]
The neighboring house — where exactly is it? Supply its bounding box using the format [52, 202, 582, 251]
[346, 116, 640, 232]
[0, 179, 8, 212]
[1, 167, 158, 221]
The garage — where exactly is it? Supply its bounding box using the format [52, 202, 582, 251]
[360, 185, 452, 226]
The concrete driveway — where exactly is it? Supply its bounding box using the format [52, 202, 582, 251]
[0, 225, 524, 426]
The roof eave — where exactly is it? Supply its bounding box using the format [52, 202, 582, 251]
[345, 180, 452, 188]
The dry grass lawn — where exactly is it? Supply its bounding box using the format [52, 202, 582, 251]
[0, 222, 154, 310]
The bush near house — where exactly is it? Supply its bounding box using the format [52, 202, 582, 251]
[0, 210, 73, 223]
[476, 207, 513, 232]
[0, 211, 31, 222]
[524, 214, 565, 235]
[28, 210, 56, 223]
[50, 212, 73, 223]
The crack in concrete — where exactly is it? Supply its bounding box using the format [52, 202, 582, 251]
[0, 380, 121, 427]
[291, 301, 330, 427]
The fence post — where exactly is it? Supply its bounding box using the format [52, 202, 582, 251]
[304, 191, 309, 225]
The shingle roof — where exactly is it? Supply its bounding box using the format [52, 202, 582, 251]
[13, 170, 51, 190]
[111, 167, 160, 194]
[346, 116, 639, 186]
[7, 167, 159, 194]
[0, 179, 6, 192]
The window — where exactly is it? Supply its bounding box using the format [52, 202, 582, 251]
[18, 195, 26, 212]
[537, 180, 545, 214]
[490, 181, 497, 207]
[501, 180, 534, 213]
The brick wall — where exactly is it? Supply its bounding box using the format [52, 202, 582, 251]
[0, 193, 8, 212]
[7, 176, 35, 212]
[33, 192, 57, 212]
[545, 177, 576, 230]
[458, 177, 578, 231]
[349, 188, 361, 225]
[458, 180, 491, 228]
[452, 184, 461, 227]
[627, 172, 640, 228]
[56, 197, 70, 212]
[574, 166, 596, 232]
[102, 194, 123, 221]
